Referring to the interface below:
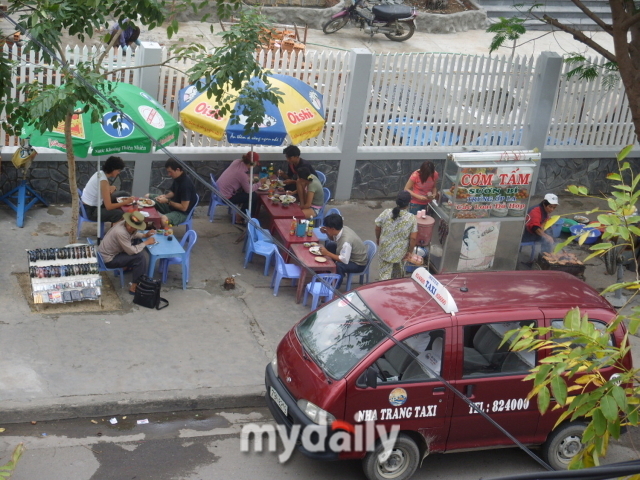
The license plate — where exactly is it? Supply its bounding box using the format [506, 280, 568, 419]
[270, 387, 288, 416]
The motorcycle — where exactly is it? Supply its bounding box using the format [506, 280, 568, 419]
[322, 0, 417, 42]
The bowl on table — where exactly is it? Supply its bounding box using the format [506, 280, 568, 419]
[569, 224, 602, 245]
[561, 218, 578, 234]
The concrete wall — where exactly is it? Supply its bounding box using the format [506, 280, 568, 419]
[0, 156, 624, 204]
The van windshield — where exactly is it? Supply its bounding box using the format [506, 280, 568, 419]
[296, 292, 390, 379]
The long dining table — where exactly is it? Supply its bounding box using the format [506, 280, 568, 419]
[290, 243, 337, 304]
[258, 194, 304, 230]
[272, 219, 319, 261]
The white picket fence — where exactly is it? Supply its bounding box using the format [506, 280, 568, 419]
[548, 57, 637, 149]
[4, 44, 137, 147]
[364, 53, 536, 148]
[2, 43, 637, 150]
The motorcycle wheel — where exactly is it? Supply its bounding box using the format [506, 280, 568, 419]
[322, 16, 349, 34]
[384, 21, 415, 42]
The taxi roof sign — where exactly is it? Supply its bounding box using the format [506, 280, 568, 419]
[411, 267, 458, 314]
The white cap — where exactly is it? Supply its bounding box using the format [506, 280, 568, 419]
[544, 193, 559, 205]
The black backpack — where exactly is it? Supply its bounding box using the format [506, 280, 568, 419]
[133, 275, 169, 310]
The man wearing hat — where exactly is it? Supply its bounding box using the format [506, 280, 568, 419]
[217, 151, 267, 220]
[522, 193, 559, 257]
[98, 212, 157, 295]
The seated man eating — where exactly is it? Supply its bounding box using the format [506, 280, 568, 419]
[97, 211, 157, 295]
[319, 213, 368, 289]
[149, 159, 198, 229]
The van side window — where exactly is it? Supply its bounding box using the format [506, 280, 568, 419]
[550, 319, 614, 347]
[463, 321, 536, 377]
[374, 330, 444, 383]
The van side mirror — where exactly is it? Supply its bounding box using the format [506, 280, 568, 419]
[356, 367, 378, 389]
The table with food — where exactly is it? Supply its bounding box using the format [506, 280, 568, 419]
[290, 243, 336, 304]
[119, 197, 162, 229]
[259, 192, 305, 229]
[272, 219, 320, 261]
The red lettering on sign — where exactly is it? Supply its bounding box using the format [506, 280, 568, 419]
[460, 173, 494, 186]
[287, 108, 315, 125]
[499, 173, 531, 186]
[194, 102, 222, 120]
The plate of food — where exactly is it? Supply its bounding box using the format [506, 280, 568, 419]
[315, 256, 327, 263]
[309, 246, 322, 255]
[116, 197, 129, 203]
[258, 185, 270, 191]
[137, 198, 155, 208]
[574, 215, 589, 224]
[280, 195, 296, 204]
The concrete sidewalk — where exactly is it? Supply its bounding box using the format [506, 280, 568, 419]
[1, 12, 614, 58]
[0, 193, 639, 424]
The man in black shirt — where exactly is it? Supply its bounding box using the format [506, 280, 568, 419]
[150, 159, 198, 228]
[279, 145, 316, 192]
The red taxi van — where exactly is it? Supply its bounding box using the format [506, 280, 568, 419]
[265, 268, 632, 480]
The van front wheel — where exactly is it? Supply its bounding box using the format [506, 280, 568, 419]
[362, 433, 419, 480]
[541, 422, 587, 470]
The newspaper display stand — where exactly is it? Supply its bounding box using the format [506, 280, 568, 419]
[28, 246, 102, 305]
[428, 150, 541, 273]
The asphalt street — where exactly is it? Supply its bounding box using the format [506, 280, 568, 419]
[1, 407, 639, 480]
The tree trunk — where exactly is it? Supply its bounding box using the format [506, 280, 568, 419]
[65, 112, 80, 244]
[609, 0, 640, 142]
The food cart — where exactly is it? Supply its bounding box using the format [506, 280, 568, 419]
[428, 150, 541, 273]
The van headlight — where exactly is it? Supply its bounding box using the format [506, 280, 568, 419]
[297, 399, 335, 425]
[271, 354, 278, 378]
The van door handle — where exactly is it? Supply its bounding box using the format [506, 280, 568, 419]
[433, 387, 445, 393]
[465, 384, 474, 397]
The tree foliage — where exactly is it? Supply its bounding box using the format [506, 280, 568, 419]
[173, 8, 283, 136]
[0, 443, 24, 479]
[506, 145, 640, 470]
[0, 0, 275, 241]
[486, 1, 640, 141]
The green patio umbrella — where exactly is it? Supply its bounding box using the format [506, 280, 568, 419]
[22, 81, 179, 238]
[23, 81, 179, 158]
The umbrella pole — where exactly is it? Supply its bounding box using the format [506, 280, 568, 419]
[248, 145, 254, 218]
[97, 156, 102, 243]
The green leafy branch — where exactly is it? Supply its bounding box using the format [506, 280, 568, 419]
[178, 8, 283, 136]
[0, 443, 24, 479]
[503, 309, 640, 469]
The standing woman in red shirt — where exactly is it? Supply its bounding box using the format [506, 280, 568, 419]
[404, 161, 439, 214]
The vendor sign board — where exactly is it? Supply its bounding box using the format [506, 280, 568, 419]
[447, 166, 533, 219]
[411, 267, 458, 314]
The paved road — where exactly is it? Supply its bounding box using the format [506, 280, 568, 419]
[1, 407, 639, 480]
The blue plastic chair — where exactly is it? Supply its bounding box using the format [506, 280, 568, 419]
[345, 240, 377, 291]
[159, 230, 197, 287]
[208, 173, 237, 224]
[271, 249, 301, 297]
[303, 273, 341, 310]
[176, 193, 199, 232]
[244, 218, 277, 276]
[313, 207, 341, 241]
[87, 237, 124, 288]
[313, 187, 331, 225]
[315, 170, 326, 186]
[78, 188, 105, 237]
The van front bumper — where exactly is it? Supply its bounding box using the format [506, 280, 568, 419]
[264, 363, 339, 461]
